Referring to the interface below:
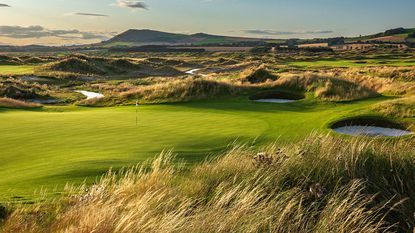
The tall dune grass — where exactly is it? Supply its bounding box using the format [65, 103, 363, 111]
[2, 134, 415, 232]
[121, 77, 240, 103]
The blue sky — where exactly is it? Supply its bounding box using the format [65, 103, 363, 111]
[0, 0, 414, 45]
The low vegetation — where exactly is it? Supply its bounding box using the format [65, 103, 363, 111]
[3, 135, 415, 232]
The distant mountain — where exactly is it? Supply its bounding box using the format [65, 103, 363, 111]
[101, 29, 266, 47]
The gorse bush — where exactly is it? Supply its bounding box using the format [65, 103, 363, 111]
[3, 134, 415, 232]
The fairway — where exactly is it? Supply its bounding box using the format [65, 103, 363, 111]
[0, 97, 388, 201]
[0, 65, 35, 75]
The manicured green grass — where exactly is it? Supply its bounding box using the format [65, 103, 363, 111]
[0, 65, 35, 75]
[0, 96, 399, 201]
[287, 59, 415, 68]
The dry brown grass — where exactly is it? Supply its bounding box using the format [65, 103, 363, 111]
[120, 77, 240, 103]
[0, 98, 41, 108]
[3, 135, 415, 232]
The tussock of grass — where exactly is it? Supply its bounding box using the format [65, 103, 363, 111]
[121, 77, 239, 103]
[0, 98, 41, 108]
[3, 135, 415, 232]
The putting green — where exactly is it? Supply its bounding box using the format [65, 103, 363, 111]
[0, 97, 391, 201]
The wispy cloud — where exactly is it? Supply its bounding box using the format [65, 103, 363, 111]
[243, 29, 334, 36]
[72, 12, 109, 17]
[116, 0, 148, 9]
[0, 25, 111, 41]
[0, 3, 11, 7]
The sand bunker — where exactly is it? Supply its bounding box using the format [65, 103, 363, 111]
[333, 126, 413, 137]
[254, 99, 297, 103]
[250, 90, 304, 103]
[331, 117, 413, 137]
[76, 90, 104, 100]
[186, 69, 208, 77]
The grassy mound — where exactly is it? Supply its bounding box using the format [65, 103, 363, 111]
[0, 98, 41, 109]
[23, 57, 46, 64]
[121, 77, 238, 103]
[44, 57, 106, 75]
[275, 73, 379, 101]
[41, 55, 184, 77]
[372, 96, 415, 118]
[240, 65, 278, 83]
[3, 135, 415, 232]
[0, 55, 22, 65]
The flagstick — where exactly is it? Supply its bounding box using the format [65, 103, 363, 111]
[136, 95, 139, 126]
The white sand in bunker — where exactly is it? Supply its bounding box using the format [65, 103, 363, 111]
[333, 125, 413, 137]
[185, 69, 208, 77]
[76, 90, 104, 100]
[253, 99, 297, 103]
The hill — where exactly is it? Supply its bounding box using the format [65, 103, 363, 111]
[346, 27, 415, 43]
[101, 29, 266, 47]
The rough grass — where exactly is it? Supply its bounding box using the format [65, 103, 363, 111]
[372, 96, 415, 118]
[0, 98, 41, 109]
[272, 73, 379, 102]
[3, 134, 415, 232]
[121, 77, 240, 103]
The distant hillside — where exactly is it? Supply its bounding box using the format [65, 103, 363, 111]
[101, 29, 266, 47]
[347, 27, 415, 43]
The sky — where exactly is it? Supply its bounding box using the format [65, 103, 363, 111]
[0, 0, 414, 45]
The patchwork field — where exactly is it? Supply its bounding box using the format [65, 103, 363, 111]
[0, 96, 391, 201]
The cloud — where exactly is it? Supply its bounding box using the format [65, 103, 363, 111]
[117, 0, 148, 9]
[0, 3, 11, 7]
[0, 25, 110, 40]
[243, 29, 334, 36]
[73, 12, 109, 17]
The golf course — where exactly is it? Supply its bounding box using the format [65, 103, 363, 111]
[0, 95, 397, 201]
